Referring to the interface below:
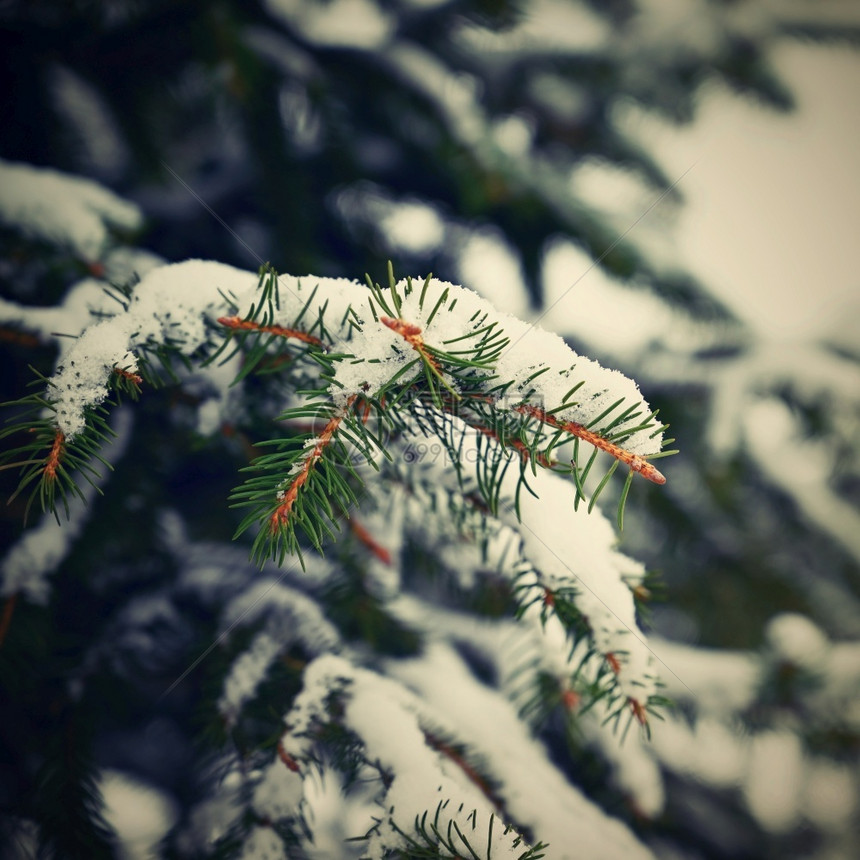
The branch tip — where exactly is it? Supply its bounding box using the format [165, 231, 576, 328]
[268, 397, 355, 534]
[629, 698, 648, 726]
[350, 519, 393, 565]
[44, 430, 65, 482]
[277, 741, 301, 773]
[514, 404, 666, 485]
[113, 365, 143, 386]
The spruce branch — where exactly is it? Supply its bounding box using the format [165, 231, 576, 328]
[2, 261, 673, 657]
[512, 403, 666, 485]
[230, 393, 388, 567]
[217, 315, 324, 347]
[1, 397, 115, 522]
[265, 397, 355, 538]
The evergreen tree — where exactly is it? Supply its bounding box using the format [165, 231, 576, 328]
[1, 2, 859, 858]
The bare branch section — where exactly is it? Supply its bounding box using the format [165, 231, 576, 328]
[43, 430, 65, 482]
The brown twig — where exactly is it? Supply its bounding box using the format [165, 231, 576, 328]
[0, 326, 41, 347]
[513, 403, 666, 485]
[629, 698, 648, 726]
[350, 519, 393, 565]
[464, 413, 554, 468]
[605, 652, 622, 675]
[268, 396, 355, 533]
[44, 430, 65, 482]
[379, 316, 442, 373]
[218, 315, 323, 347]
[276, 740, 301, 773]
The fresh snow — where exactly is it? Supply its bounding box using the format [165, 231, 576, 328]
[0, 158, 142, 261]
[283, 653, 550, 859]
[387, 643, 658, 859]
[33, 260, 663, 464]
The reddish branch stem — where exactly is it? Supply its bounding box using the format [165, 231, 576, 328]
[276, 741, 301, 773]
[113, 366, 143, 386]
[44, 430, 65, 482]
[513, 403, 666, 485]
[629, 698, 648, 726]
[467, 414, 554, 468]
[268, 397, 355, 534]
[379, 316, 441, 372]
[561, 687, 580, 712]
[217, 315, 323, 347]
[350, 519, 392, 565]
[0, 326, 41, 347]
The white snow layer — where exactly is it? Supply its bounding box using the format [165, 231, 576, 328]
[263, 0, 394, 49]
[742, 730, 805, 834]
[282, 652, 655, 860]
[387, 643, 658, 860]
[0, 158, 142, 261]
[38, 260, 663, 463]
[100, 769, 178, 860]
[239, 825, 287, 860]
[217, 580, 340, 725]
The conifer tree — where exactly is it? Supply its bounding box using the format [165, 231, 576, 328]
[2, 2, 859, 859]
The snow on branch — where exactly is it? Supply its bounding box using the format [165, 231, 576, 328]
[2, 259, 670, 554]
[384, 421, 661, 720]
[216, 579, 341, 726]
[280, 653, 546, 859]
[0, 158, 143, 262]
[1, 258, 672, 720]
[387, 642, 659, 860]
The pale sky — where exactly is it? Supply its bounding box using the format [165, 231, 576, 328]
[644, 40, 860, 344]
[461, 39, 860, 356]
